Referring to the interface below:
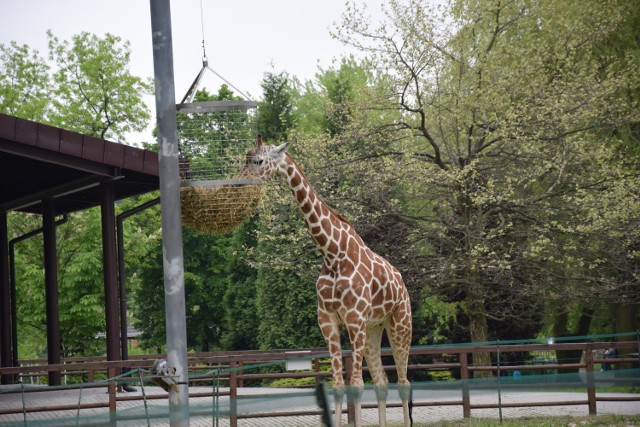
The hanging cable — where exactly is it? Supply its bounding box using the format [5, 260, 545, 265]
[206, 65, 252, 101]
[179, 0, 253, 103]
[200, 0, 208, 65]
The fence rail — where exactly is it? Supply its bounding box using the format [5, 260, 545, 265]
[1, 339, 639, 425]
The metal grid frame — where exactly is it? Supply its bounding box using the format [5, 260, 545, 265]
[176, 100, 259, 186]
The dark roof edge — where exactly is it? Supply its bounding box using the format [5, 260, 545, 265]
[0, 113, 159, 177]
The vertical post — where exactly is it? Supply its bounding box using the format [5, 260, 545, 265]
[496, 342, 503, 423]
[101, 181, 120, 365]
[149, 0, 189, 425]
[9, 239, 18, 372]
[585, 344, 597, 415]
[460, 352, 470, 418]
[314, 358, 321, 386]
[238, 362, 244, 388]
[43, 199, 61, 386]
[229, 359, 238, 427]
[108, 365, 117, 426]
[0, 211, 12, 384]
[117, 214, 128, 366]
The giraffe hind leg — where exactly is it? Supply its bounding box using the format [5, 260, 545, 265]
[388, 304, 412, 427]
[317, 309, 345, 427]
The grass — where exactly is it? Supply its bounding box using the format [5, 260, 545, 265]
[409, 414, 640, 426]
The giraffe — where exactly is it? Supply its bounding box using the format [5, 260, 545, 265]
[243, 135, 412, 427]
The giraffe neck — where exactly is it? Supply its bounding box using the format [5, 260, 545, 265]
[278, 155, 348, 262]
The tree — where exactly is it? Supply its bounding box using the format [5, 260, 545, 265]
[251, 71, 324, 349]
[317, 56, 370, 136]
[134, 85, 261, 351]
[3, 32, 155, 358]
[251, 58, 414, 350]
[0, 41, 50, 121]
[46, 31, 151, 141]
[9, 192, 163, 359]
[335, 0, 640, 372]
[220, 219, 261, 350]
[258, 71, 295, 141]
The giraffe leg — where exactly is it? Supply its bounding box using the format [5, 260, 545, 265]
[345, 318, 367, 427]
[318, 309, 345, 427]
[364, 325, 389, 427]
[388, 303, 413, 427]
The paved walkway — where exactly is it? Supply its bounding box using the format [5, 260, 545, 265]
[1, 384, 639, 426]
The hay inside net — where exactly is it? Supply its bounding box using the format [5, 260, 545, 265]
[176, 100, 261, 234]
[181, 176, 262, 234]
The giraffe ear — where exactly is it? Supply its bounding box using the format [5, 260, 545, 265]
[256, 134, 264, 147]
[271, 142, 290, 158]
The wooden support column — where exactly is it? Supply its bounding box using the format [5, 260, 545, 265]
[460, 351, 471, 418]
[585, 344, 597, 415]
[43, 199, 61, 386]
[0, 211, 12, 384]
[100, 181, 120, 365]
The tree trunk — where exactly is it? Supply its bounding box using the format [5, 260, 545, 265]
[616, 298, 638, 370]
[553, 305, 593, 374]
[466, 283, 492, 378]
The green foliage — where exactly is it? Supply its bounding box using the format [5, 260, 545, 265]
[177, 86, 252, 179]
[256, 264, 325, 349]
[425, 370, 454, 381]
[417, 296, 459, 345]
[269, 376, 317, 387]
[4, 30, 154, 358]
[131, 235, 165, 351]
[220, 219, 260, 350]
[316, 56, 370, 136]
[46, 31, 152, 140]
[335, 0, 640, 350]
[419, 415, 640, 427]
[257, 71, 295, 142]
[0, 41, 50, 121]
[6, 3, 639, 359]
[252, 175, 325, 349]
[10, 209, 108, 357]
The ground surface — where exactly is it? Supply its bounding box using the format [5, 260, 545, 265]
[1, 385, 639, 426]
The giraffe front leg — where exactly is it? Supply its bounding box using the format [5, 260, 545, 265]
[346, 319, 367, 427]
[318, 309, 345, 427]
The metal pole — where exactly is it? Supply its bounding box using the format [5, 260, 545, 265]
[149, 0, 190, 424]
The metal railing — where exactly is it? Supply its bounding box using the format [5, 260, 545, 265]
[1, 339, 639, 425]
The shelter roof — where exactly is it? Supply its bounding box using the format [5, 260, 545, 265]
[0, 113, 159, 216]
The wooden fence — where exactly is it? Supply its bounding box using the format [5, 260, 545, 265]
[1, 340, 639, 425]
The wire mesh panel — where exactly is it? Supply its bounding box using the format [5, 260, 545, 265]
[176, 101, 262, 234]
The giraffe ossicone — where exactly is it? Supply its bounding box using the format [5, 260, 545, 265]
[243, 135, 412, 427]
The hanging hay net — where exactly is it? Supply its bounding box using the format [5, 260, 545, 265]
[177, 101, 262, 234]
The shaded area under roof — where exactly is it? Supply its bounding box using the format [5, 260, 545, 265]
[0, 113, 161, 386]
[0, 113, 159, 215]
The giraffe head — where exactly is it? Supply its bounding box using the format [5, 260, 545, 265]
[242, 134, 290, 180]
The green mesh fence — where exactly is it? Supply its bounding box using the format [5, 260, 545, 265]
[1, 333, 638, 426]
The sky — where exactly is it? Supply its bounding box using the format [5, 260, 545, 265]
[1, 0, 384, 110]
